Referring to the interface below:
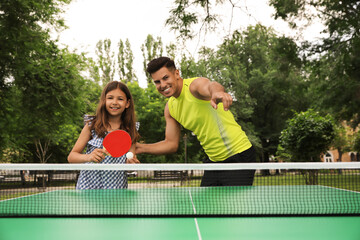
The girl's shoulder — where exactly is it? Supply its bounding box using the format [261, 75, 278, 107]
[83, 115, 97, 138]
[84, 114, 95, 126]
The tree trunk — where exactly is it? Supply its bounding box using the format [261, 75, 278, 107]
[261, 150, 271, 176]
[338, 149, 343, 174]
[20, 170, 26, 186]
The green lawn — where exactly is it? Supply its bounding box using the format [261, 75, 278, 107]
[1, 171, 359, 201]
[254, 172, 360, 192]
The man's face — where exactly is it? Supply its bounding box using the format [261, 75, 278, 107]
[152, 66, 182, 98]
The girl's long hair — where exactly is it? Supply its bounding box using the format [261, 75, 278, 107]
[90, 81, 139, 143]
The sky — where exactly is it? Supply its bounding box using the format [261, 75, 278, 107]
[56, 0, 325, 87]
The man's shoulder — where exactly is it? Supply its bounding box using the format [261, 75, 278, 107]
[167, 96, 175, 113]
[169, 77, 200, 107]
[184, 77, 199, 86]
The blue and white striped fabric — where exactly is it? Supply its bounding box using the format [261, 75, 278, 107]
[76, 129, 127, 190]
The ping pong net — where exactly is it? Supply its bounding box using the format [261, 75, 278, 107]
[1, 162, 359, 217]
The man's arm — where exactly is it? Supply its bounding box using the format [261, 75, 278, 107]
[136, 103, 181, 155]
[190, 77, 233, 111]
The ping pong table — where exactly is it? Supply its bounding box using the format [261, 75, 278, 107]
[1, 186, 360, 240]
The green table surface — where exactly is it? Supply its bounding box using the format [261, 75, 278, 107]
[1, 186, 360, 239]
[1, 216, 360, 240]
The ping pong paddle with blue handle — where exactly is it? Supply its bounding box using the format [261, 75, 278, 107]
[103, 130, 132, 158]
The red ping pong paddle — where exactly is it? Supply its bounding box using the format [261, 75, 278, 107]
[103, 130, 132, 157]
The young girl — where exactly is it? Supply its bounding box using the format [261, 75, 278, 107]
[68, 81, 140, 189]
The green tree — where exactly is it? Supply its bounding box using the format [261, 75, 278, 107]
[307, 51, 360, 126]
[166, 43, 178, 61]
[0, 0, 93, 164]
[57, 73, 102, 163]
[118, 39, 137, 83]
[179, 48, 215, 79]
[280, 109, 336, 162]
[17, 46, 86, 163]
[87, 57, 101, 84]
[95, 39, 115, 85]
[270, 0, 360, 126]
[275, 145, 292, 162]
[236, 26, 307, 165]
[354, 132, 360, 153]
[165, 0, 226, 40]
[0, 0, 71, 155]
[279, 109, 336, 184]
[332, 124, 353, 162]
[141, 35, 164, 84]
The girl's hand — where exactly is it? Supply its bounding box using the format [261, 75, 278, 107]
[87, 148, 106, 163]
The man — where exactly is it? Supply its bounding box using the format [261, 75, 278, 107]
[136, 57, 256, 186]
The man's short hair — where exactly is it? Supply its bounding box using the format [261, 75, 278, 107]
[146, 57, 176, 74]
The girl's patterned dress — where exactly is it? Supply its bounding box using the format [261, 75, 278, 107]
[76, 128, 127, 190]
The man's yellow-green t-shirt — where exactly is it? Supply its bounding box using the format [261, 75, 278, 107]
[168, 77, 252, 162]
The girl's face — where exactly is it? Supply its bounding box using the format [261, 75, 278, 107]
[105, 88, 130, 117]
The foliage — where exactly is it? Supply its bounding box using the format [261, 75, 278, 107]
[279, 109, 336, 184]
[275, 145, 292, 162]
[165, 0, 225, 40]
[354, 132, 360, 153]
[279, 109, 336, 162]
[0, 0, 70, 152]
[0, 0, 89, 163]
[307, 50, 360, 125]
[332, 123, 354, 161]
[95, 39, 116, 85]
[270, 0, 360, 126]
[141, 35, 164, 84]
[92, 38, 138, 85]
[165, 0, 236, 40]
[118, 39, 137, 83]
[223, 26, 307, 157]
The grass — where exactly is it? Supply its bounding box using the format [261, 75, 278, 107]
[0, 181, 76, 190]
[1, 171, 359, 201]
[253, 172, 360, 192]
[0, 192, 38, 201]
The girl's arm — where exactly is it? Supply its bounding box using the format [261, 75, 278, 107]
[67, 124, 106, 163]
